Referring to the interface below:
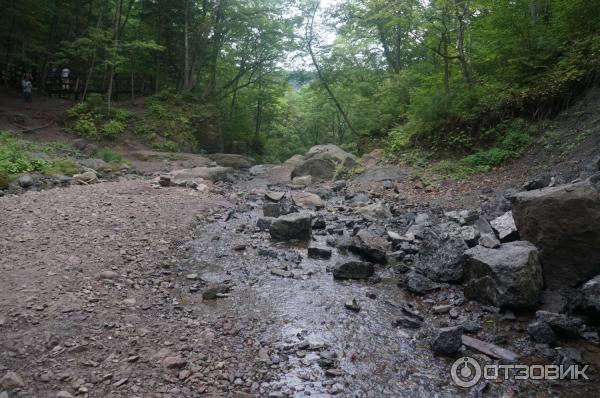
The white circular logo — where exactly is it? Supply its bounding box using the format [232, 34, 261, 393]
[451, 357, 482, 388]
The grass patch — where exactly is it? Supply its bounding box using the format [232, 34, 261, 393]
[94, 148, 122, 163]
[44, 159, 80, 177]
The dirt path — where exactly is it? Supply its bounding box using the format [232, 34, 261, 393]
[0, 179, 266, 397]
[1, 169, 599, 397]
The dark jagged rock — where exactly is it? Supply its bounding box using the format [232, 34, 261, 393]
[417, 230, 468, 283]
[393, 315, 423, 329]
[269, 213, 312, 241]
[308, 246, 332, 260]
[332, 261, 374, 280]
[574, 275, 600, 318]
[527, 320, 558, 346]
[263, 202, 281, 218]
[490, 211, 519, 242]
[257, 217, 275, 231]
[405, 271, 439, 295]
[431, 326, 463, 357]
[535, 311, 583, 339]
[346, 230, 390, 263]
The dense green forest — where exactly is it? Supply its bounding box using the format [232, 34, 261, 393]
[1, 0, 599, 164]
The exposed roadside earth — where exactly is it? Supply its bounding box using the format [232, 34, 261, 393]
[1, 150, 599, 398]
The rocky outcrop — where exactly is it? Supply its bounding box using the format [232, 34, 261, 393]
[291, 158, 337, 181]
[291, 145, 359, 181]
[511, 176, 600, 288]
[463, 241, 543, 309]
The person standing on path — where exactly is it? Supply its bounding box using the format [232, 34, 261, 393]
[21, 73, 33, 110]
[61, 66, 71, 90]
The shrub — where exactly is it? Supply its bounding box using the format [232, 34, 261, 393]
[0, 132, 50, 174]
[151, 140, 178, 152]
[71, 114, 98, 138]
[101, 119, 126, 137]
[112, 108, 132, 122]
[66, 102, 88, 118]
[386, 126, 414, 154]
[86, 93, 104, 110]
[94, 148, 122, 163]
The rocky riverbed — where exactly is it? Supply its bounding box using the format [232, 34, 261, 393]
[1, 146, 599, 397]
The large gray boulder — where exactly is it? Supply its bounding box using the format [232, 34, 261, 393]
[304, 144, 358, 169]
[463, 241, 543, 309]
[291, 145, 358, 181]
[511, 176, 600, 288]
[291, 158, 337, 181]
[269, 213, 312, 241]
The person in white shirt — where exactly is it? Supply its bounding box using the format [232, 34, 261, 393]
[61, 67, 71, 90]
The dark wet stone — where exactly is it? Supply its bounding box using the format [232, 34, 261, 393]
[258, 247, 278, 258]
[308, 246, 332, 260]
[332, 261, 374, 280]
[417, 230, 467, 283]
[535, 311, 583, 339]
[344, 230, 390, 264]
[527, 320, 558, 346]
[312, 218, 326, 230]
[269, 213, 312, 241]
[431, 326, 463, 357]
[263, 202, 282, 218]
[405, 271, 439, 295]
[460, 320, 481, 334]
[257, 217, 275, 231]
[393, 315, 422, 329]
[202, 284, 231, 300]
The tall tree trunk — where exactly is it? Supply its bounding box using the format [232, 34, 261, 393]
[254, 68, 263, 140]
[443, 32, 450, 96]
[454, 0, 471, 85]
[203, 0, 225, 99]
[183, 0, 190, 91]
[530, 0, 537, 18]
[131, 69, 135, 100]
[82, 12, 102, 101]
[306, 3, 359, 138]
[107, 0, 123, 116]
